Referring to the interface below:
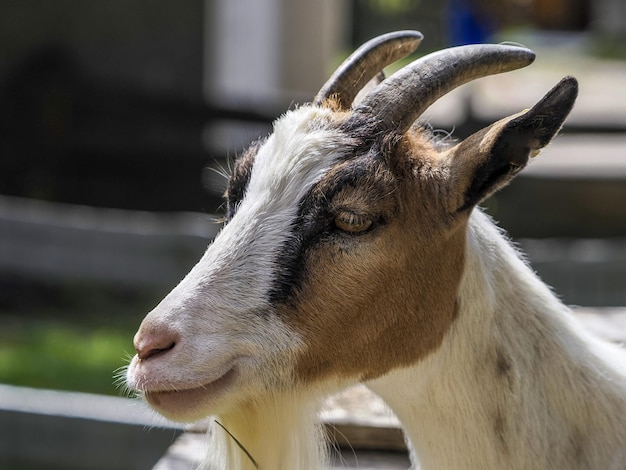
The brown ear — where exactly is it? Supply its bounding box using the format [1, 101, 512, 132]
[448, 76, 578, 212]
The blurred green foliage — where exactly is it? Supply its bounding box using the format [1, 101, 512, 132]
[0, 280, 158, 396]
[0, 316, 135, 395]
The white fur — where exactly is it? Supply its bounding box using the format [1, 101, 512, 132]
[368, 210, 626, 469]
[127, 107, 350, 465]
[129, 106, 626, 469]
[202, 391, 329, 470]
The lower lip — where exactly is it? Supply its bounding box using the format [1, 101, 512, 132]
[144, 367, 238, 417]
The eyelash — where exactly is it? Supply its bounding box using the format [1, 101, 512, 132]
[333, 211, 374, 234]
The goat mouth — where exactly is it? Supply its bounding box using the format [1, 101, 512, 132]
[143, 367, 238, 419]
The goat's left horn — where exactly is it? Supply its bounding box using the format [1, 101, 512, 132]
[348, 44, 536, 134]
[314, 30, 423, 109]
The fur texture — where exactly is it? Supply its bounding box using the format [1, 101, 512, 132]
[127, 74, 626, 469]
[368, 210, 626, 469]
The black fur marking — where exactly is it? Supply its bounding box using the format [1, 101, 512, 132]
[460, 143, 526, 212]
[459, 77, 578, 212]
[495, 348, 511, 376]
[340, 115, 403, 165]
[225, 139, 263, 220]
[268, 156, 389, 304]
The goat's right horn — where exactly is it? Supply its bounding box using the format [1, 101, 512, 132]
[348, 44, 536, 135]
[314, 30, 423, 109]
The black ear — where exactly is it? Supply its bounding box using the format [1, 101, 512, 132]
[451, 76, 578, 212]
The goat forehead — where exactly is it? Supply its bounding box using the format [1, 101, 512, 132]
[244, 106, 351, 207]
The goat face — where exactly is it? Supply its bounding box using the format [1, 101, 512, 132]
[126, 34, 577, 423]
[126, 106, 462, 422]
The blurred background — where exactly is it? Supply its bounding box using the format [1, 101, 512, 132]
[0, 0, 625, 469]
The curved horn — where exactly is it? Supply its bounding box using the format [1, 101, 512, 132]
[348, 44, 536, 134]
[314, 30, 423, 109]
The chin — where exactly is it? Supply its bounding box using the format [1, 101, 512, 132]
[126, 355, 251, 422]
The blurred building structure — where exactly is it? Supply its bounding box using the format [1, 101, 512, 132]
[0, 0, 626, 306]
[0, 0, 625, 212]
[205, 0, 348, 107]
[593, 0, 626, 36]
[0, 1, 208, 211]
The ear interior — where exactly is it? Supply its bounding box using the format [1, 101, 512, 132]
[450, 76, 578, 212]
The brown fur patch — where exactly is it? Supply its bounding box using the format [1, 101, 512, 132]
[282, 132, 467, 383]
[318, 96, 344, 112]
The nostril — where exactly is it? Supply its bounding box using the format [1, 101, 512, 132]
[137, 341, 176, 360]
[134, 329, 178, 361]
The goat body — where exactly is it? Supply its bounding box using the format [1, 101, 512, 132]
[127, 31, 626, 469]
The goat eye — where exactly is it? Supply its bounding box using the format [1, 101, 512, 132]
[334, 211, 373, 234]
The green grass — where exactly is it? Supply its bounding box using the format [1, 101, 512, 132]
[0, 280, 159, 396]
[0, 317, 135, 395]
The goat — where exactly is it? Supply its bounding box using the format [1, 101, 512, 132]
[126, 31, 626, 469]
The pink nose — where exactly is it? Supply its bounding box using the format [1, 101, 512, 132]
[134, 326, 178, 360]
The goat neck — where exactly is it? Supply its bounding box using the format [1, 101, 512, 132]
[367, 210, 626, 470]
